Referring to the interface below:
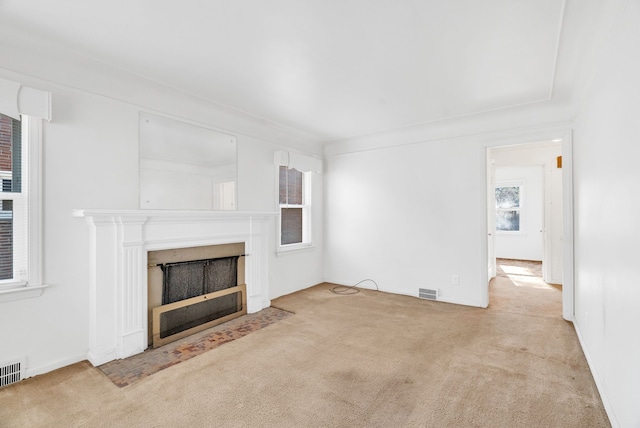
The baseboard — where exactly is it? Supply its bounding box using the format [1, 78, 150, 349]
[87, 349, 118, 367]
[322, 278, 377, 292]
[323, 278, 485, 308]
[435, 294, 485, 308]
[573, 322, 619, 428]
[269, 280, 322, 300]
[25, 353, 87, 379]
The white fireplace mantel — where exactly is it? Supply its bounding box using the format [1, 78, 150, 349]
[73, 209, 277, 366]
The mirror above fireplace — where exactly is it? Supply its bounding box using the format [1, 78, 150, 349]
[139, 112, 237, 210]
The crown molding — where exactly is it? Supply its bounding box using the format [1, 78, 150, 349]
[0, 27, 324, 155]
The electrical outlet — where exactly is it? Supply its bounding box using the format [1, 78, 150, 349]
[452, 274, 460, 286]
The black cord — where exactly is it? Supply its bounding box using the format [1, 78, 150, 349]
[330, 279, 379, 295]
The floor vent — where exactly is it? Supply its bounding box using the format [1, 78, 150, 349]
[0, 358, 25, 388]
[418, 288, 438, 300]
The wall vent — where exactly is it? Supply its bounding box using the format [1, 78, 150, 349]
[418, 288, 438, 300]
[0, 358, 25, 388]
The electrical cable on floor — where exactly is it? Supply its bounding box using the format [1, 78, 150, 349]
[330, 279, 379, 295]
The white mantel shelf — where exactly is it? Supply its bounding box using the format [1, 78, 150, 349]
[74, 208, 277, 366]
[73, 208, 278, 220]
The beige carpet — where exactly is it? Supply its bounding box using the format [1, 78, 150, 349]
[0, 277, 609, 427]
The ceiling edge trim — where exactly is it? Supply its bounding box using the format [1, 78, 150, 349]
[0, 39, 325, 154]
[80, 53, 329, 145]
[324, 119, 573, 157]
[547, 0, 568, 101]
[322, 93, 561, 148]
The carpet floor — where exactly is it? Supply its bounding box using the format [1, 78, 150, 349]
[0, 272, 609, 427]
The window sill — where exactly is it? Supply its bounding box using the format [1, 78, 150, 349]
[276, 244, 315, 257]
[0, 284, 49, 303]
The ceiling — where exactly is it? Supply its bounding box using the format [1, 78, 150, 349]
[0, 0, 618, 143]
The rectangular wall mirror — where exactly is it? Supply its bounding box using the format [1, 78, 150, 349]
[139, 113, 237, 210]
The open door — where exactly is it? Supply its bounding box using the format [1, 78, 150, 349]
[542, 155, 564, 285]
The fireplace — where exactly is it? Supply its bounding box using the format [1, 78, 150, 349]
[147, 243, 246, 347]
[73, 209, 276, 366]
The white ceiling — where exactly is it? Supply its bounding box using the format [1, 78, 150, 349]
[0, 0, 614, 142]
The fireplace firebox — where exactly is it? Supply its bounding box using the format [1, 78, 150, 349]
[148, 243, 246, 347]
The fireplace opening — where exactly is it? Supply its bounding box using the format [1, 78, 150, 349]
[148, 243, 246, 348]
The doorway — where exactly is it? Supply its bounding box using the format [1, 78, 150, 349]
[485, 137, 574, 320]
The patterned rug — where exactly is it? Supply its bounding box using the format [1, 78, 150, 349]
[98, 307, 293, 387]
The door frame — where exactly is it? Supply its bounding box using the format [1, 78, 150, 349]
[481, 128, 574, 321]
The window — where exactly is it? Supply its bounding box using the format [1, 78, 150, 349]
[0, 113, 24, 283]
[495, 185, 522, 232]
[278, 165, 311, 249]
[0, 78, 49, 301]
[0, 112, 46, 301]
[274, 150, 320, 252]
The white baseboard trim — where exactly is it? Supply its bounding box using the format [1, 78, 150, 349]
[87, 349, 118, 367]
[323, 278, 484, 308]
[25, 353, 87, 379]
[435, 294, 485, 308]
[573, 322, 619, 428]
[269, 280, 323, 300]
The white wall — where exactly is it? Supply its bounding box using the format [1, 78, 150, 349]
[494, 166, 544, 261]
[237, 135, 324, 299]
[325, 139, 486, 307]
[572, 1, 640, 426]
[0, 74, 324, 377]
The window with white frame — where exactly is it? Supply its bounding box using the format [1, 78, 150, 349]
[278, 165, 311, 248]
[495, 184, 522, 232]
[0, 112, 26, 284]
[0, 78, 49, 301]
[0, 112, 46, 301]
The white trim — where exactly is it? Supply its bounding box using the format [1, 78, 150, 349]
[324, 279, 486, 308]
[0, 115, 48, 303]
[276, 243, 315, 256]
[276, 165, 313, 250]
[561, 133, 574, 321]
[72, 209, 277, 220]
[74, 209, 276, 365]
[324, 121, 574, 157]
[0, 283, 48, 303]
[574, 322, 620, 427]
[26, 116, 44, 286]
[0, 66, 323, 153]
[481, 125, 574, 319]
[273, 150, 322, 173]
[0, 77, 51, 121]
[0, 78, 20, 120]
[24, 353, 86, 379]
